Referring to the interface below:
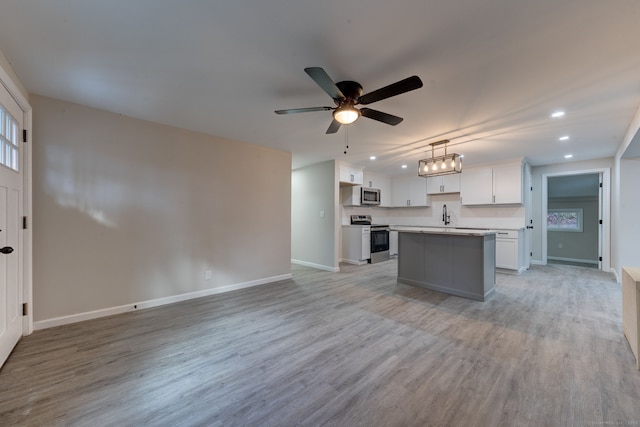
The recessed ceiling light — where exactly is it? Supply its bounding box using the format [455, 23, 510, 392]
[559, 135, 570, 141]
[401, 164, 408, 169]
[369, 156, 376, 160]
[551, 111, 565, 118]
[564, 154, 573, 159]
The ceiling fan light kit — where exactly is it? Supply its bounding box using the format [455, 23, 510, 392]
[333, 105, 360, 124]
[275, 67, 423, 134]
[418, 140, 463, 177]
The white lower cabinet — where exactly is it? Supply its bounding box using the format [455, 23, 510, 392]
[495, 229, 525, 273]
[342, 225, 371, 265]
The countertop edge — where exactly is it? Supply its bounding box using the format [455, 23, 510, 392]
[391, 226, 497, 236]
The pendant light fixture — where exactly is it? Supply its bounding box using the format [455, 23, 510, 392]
[418, 139, 462, 177]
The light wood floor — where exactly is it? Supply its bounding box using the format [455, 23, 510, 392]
[1, 261, 639, 426]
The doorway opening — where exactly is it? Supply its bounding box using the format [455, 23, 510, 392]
[542, 170, 609, 271]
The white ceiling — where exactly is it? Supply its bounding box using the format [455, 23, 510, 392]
[1, 0, 639, 176]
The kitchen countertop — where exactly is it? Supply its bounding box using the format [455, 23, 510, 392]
[391, 226, 497, 236]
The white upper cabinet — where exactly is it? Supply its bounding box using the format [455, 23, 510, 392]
[460, 162, 523, 205]
[391, 176, 429, 207]
[339, 165, 364, 185]
[363, 171, 391, 207]
[493, 163, 523, 204]
[426, 174, 461, 194]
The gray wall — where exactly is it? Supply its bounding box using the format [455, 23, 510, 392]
[32, 95, 292, 321]
[547, 197, 599, 262]
[291, 160, 339, 271]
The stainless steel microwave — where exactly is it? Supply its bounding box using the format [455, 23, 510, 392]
[361, 187, 381, 205]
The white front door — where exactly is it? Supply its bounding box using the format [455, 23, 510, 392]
[0, 83, 24, 368]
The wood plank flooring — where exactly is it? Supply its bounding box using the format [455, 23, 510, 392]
[1, 260, 639, 426]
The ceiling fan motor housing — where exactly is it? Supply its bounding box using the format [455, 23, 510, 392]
[335, 81, 363, 105]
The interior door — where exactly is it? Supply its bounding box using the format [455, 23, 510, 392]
[0, 83, 24, 368]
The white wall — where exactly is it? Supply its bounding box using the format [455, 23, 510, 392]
[530, 158, 613, 265]
[614, 102, 640, 278]
[618, 157, 640, 273]
[291, 160, 339, 271]
[0, 49, 28, 101]
[32, 95, 292, 322]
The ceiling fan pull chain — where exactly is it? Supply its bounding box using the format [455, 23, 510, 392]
[344, 126, 349, 154]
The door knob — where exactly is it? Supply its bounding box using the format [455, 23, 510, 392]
[0, 246, 14, 254]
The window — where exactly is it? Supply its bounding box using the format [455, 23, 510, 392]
[0, 105, 19, 172]
[547, 208, 583, 232]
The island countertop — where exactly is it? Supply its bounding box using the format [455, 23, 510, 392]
[391, 226, 497, 237]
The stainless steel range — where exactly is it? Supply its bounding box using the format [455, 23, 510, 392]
[350, 215, 390, 263]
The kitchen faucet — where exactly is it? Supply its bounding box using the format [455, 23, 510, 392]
[442, 204, 451, 225]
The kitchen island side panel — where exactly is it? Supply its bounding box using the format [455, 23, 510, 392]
[451, 234, 496, 299]
[397, 232, 425, 283]
[424, 234, 453, 286]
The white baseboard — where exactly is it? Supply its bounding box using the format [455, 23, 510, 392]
[530, 259, 544, 265]
[611, 268, 621, 283]
[340, 258, 368, 266]
[548, 256, 598, 265]
[291, 258, 340, 272]
[34, 273, 292, 331]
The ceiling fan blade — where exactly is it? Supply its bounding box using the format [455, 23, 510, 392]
[358, 75, 423, 105]
[305, 67, 345, 100]
[275, 106, 333, 115]
[326, 119, 342, 134]
[360, 108, 404, 125]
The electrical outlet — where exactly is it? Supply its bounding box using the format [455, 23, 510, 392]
[558, 243, 563, 249]
[205, 270, 212, 280]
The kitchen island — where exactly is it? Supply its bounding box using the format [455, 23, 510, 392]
[394, 227, 496, 301]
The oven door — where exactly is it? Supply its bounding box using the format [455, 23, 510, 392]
[370, 228, 390, 263]
[370, 229, 389, 252]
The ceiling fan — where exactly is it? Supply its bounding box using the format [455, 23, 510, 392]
[275, 67, 423, 134]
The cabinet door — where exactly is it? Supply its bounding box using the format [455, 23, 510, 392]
[493, 164, 522, 204]
[441, 174, 460, 193]
[339, 166, 364, 185]
[392, 177, 412, 206]
[496, 237, 519, 269]
[410, 177, 429, 206]
[460, 168, 493, 205]
[426, 176, 443, 194]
